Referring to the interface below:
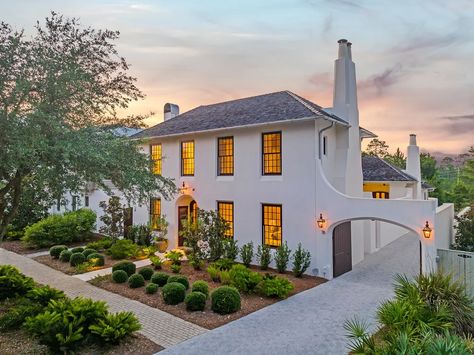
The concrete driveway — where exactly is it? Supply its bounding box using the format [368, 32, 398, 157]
[160, 233, 420, 355]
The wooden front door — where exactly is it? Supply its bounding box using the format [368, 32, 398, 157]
[178, 206, 188, 247]
[333, 221, 352, 277]
[123, 207, 133, 238]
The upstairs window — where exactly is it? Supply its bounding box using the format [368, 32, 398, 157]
[181, 141, 195, 176]
[217, 201, 234, 238]
[151, 144, 162, 175]
[150, 198, 161, 230]
[262, 204, 282, 247]
[72, 195, 79, 211]
[323, 136, 327, 156]
[262, 132, 281, 175]
[373, 192, 389, 199]
[217, 137, 234, 176]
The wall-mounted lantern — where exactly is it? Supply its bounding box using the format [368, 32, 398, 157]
[317, 213, 326, 233]
[422, 221, 432, 239]
[179, 181, 195, 195]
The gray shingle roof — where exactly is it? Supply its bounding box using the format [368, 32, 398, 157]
[362, 156, 417, 182]
[132, 91, 348, 139]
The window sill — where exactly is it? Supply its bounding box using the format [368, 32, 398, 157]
[260, 175, 283, 182]
[216, 176, 234, 182]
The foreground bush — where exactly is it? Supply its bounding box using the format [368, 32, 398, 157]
[112, 261, 136, 276]
[59, 249, 73, 262]
[257, 275, 294, 299]
[292, 243, 311, 277]
[71, 247, 84, 253]
[256, 244, 272, 270]
[151, 272, 169, 287]
[108, 239, 138, 259]
[167, 275, 189, 290]
[23, 209, 96, 248]
[185, 292, 206, 311]
[211, 286, 241, 314]
[49, 245, 67, 259]
[240, 242, 254, 267]
[0, 265, 34, 300]
[112, 270, 128, 284]
[128, 274, 145, 288]
[145, 283, 158, 294]
[70, 252, 86, 266]
[229, 264, 262, 293]
[162, 282, 186, 305]
[87, 253, 105, 267]
[82, 248, 97, 258]
[274, 242, 291, 273]
[86, 237, 114, 251]
[89, 311, 141, 344]
[192, 280, 209, 298]
[138, 267, 154, 280]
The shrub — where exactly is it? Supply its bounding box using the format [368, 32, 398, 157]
[0, 266, 34, 301]
[126, 224, 153, 246]
[149, 255, 163, 269]
[0, 301, 43, 331]
[86, 237, 114, 251]
[71, 247, 84, 253]
[211, 286, 241, 314]
[89, 311, 141, 344]
[275, 242, 291, 273]
[59, 249, 73, 262]
[188, 254, 204, 270]
[138, 267, 154, 280]
[192, 280, 209, 298]
[87, 253, 105, 267]
[82, 248, 97, 258]
[151, 272, 169, 287]
[49, 245, 68, 259]
[167, 275, 189, 289]
[69, 252, 86, 266]
[23, 209, 96, 248]
[128, 274, 145, 288]
[26, 286, 65, 306]
[207, 266, 220, 282]
[112, 270, 128, 284]
[185, 292, 206, 311]
[112, 261, 136, 276]
[228, 264, 262, 293]
[292, 243, 311, 277]
[162, 282, 186, 305]
[223, 239, 239, 261]
[220, 270, 231, 285]
[171, 264, 181, 274]
[257, 275, 294, 299]
[108, 239, 138, 259]
[240, 242, 254, 267]
[165, 249, 183, 265]
[211, 258, 235, 271]
[257, 244, 272, 270]
[145, 283, 159, 294]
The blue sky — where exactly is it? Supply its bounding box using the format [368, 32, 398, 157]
[3, 0, 474, 153]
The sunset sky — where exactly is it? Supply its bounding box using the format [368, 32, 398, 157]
[3, 0, 473, 154]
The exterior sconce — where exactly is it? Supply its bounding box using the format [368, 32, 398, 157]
[422, 221, 432, 239]
[179, 181, 195, 195]
[317, 213, 326, 233]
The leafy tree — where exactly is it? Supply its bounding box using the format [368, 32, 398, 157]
[384, 148, 406, 169]
[460, 147, 474, 202]
[365, 138, 389, 158]
[452, 204, 474, 252]
[0, 13, 175, 238]
[420, 152, 437, 180]
[99, 197, 125, 239]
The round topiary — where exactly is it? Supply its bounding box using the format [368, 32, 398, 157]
[112, 261, 136, 276]
[49, 245, 68, 259]
[162, 282, 186, 305]
[71, 247, 84, 254]
[128, 274, 145, 288]
[185, 291, 207, 311]
[86, 253, 105, 266]
[151, 272, 169, 287]
[167, 275, 189, 290]
[59, 249, 73, 262]
[211, 286, 241, 314]
[138, 267, 154, 281]
[69, 252, 86, 267]
[191, 280, 209, 298]
[112, 270, 128, 283]
[82, 248, 97, 258]
[145, 283, 159, 294]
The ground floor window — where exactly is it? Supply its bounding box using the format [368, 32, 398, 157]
[150, 198, 161, 230]
[262, 204, 282, 247]
[217, 201, 234, 238]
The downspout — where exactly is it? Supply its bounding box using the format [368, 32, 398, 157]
[318, 121, 334, 159]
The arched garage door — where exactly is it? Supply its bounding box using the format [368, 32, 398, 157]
[333, 221, 352, 277]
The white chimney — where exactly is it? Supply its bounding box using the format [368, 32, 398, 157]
[164, 103, 179, 121]
[406, 134, 422, 199]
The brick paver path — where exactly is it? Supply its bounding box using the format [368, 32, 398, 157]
[0, 248, 207, 348]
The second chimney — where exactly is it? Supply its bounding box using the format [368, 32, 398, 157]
[164, 103, 179, 121]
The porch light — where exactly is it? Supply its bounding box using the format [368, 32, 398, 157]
[317, 213, 326, 231]
[178, 181, 195, 194]
[422, 221, 432, 239]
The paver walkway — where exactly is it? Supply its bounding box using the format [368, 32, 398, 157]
[160, 233, 420, 355]
[0, 248, 207, 348]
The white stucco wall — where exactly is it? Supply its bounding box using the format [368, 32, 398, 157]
[435, 203, 454, 250]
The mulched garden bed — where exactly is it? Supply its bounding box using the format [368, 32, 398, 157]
[33, 253, 119, 275]
[89, 261, 326, 329]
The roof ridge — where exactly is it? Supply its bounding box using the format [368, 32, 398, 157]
[284, 91, 323, 117]
[198, 91, 288, 108]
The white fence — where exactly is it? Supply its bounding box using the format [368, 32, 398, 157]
[437, 249, 474, 297]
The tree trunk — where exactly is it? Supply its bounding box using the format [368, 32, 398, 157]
[0, 171, 23, 240]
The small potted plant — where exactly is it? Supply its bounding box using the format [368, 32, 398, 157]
[153, 215, 169, 253]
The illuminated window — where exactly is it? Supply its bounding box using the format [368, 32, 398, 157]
[217, 137, 234, 175]
[262, 132, 281, 175]
[181, 141, 195, 176]
[262, 204, 282, 247]
[372, 191, 389, 199]
[150, 198, 161, 230]
[150, 144, 162, 175]
[217, 201, 234, 238]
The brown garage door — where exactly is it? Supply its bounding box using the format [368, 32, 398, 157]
[333, 221, 352, 277]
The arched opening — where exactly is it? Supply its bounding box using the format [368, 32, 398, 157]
[175, 195, 198, 247]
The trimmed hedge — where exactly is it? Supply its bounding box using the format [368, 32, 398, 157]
[59, 250, 73, 262]
[145, 283, 159, 294]
[112, 261, 136, 276]
[69, 252, 86, 267]
[191, 280, 209, 298]
[138, 267, 154, 281]
[82, 248, 97, 258]
[112, 270, 128, 283]
[162, 282, 186, 305]
[167, 275, 189, 290]
[71, 247, 84, 254]
[87, 253, 105, 267]
[49, 245, 68, 259]
[151, 272, 169, 287]
[185, 292, 206, 311]
[128, 274, 145, 288]
[211, 286, 241, 314]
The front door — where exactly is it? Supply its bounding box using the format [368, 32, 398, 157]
[333, 221, 352, 277]
[123, 207, 133, 238]
[178, 206, 188, 247]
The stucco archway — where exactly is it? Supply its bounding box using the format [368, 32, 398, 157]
[174, 194, 198, 247]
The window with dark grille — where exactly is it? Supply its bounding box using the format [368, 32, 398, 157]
[323, 136, 327, 155]
[262, 204, 282, 247]
[85, 196, 89, 207]
[217, 137, 234, 175]
[372, 191, 389, 199]
[217, 201, 234, 238]
[150, 198, 161, 230]
[151, 144, 162, 175]
[181, 141, 195, 176]
[262, 132, 281, 175]
[72, 195, 79, 211]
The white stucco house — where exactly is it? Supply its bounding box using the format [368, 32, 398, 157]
[55, 39, 454, 279]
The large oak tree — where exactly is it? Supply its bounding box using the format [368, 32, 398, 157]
[0, 13, 175, 238]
